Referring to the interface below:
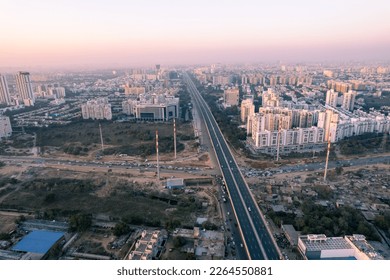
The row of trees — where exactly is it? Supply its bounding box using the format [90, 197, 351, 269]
[268, 201, 380, 241]
[202, 92, 247, 150]
[338, 133, 389, 155]
[374, 213, 390, 233]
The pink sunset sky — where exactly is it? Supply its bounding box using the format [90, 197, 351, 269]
[1, 0, 389, 68]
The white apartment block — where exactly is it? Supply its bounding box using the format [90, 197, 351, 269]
[261, 89, 280, 107]
[48, 87, 66, 99]
[325, 89, 338, 107]
[322, 107, 390, 142]
[0, 75, 11, 105]
[248, 105, 326, 153]
[16, 72, 35, 106]
[341, 90, 357, 111]
[129, 230, 164, 260]
[253, 127, 324, 148]
[317, 109, 339, 142]
[0, 116, 12, 138]
[240, 98, 255, 123]
[81, 98, 112, 120]
[247, 85, 389, 154]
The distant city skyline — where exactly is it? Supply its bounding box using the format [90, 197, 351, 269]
[1, 0, 390, 69]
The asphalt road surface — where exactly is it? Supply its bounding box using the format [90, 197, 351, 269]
[184, 73, 281, 260]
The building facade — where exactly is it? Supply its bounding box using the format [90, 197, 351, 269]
[223, 88, 239, 107]
[240, 98, 255, 123]
[16, 72, 35, 106]
[122, 94, 179, 121]
[0, 75, 11, 105]
[341, 90, 357, 111]
[298, 234, 383, 260]
[81, 98, 112, 120]
[325, 89, 338, 107]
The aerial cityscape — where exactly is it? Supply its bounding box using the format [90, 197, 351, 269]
[0, 0, 389, 261]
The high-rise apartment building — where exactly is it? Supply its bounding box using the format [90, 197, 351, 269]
[342, 90, 357, 112]
[223, 88, 239, 107]
[327, 80, 350, 93]
[49, 87, 66, 99]
[240, 98, 255, 123]
[16, 71, 35, 106]
[262, 89, 280, 107]
[325, 89, 338, 107]
[81, 98, 112, 120]
[318, 109, 339, 142]
[0, 75, 11, 105]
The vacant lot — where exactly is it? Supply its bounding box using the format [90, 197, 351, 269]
[0, 214, 18, 233]
[32, 121, 193, 156]
[0, 174, 207, 229]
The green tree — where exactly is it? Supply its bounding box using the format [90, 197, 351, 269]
[69, 213, 92, 232]
[113, 222, 130, 236]
[202, 221, 218, 230]
[44, 193, 56, 204]
[335, 166, 344, 175]
[374, 214, 390, 230]
[173, 236, 186, 248]
[0, 232, 11, 240]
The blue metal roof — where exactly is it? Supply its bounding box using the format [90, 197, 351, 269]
[12, 230, 65, 254]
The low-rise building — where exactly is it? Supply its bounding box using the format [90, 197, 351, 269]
[172, 227, 225, 260]
[298, 234, 383, 260]
[11, 230, 65, 260]
[122, 94, 179, 121]
[129, 230, 165, 260]
[166, 178, 184, 189]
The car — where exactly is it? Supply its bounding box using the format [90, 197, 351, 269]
[248, 207, 251, 212]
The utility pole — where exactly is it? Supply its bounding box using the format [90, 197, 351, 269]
[99, 123, 104, 153]
[156, 130, 160, 181]
[276, 118, 282, 161]
[173, 118, 177, 159]
[324, 110, 334, 181]
[324, 133, 331, 182]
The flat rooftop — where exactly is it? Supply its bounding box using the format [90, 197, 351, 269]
[21, 219, 68, 232]
[300, 235, 353, 252]
[0, 249, 24, 260]
[12, 230, 64, 254]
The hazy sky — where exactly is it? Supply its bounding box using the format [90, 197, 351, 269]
[1, 0, 389, 68]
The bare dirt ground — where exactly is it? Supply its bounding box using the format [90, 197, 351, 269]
[0, 214, 18, 233]
[0, 211, 34, 233]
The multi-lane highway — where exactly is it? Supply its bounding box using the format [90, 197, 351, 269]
[184, 73, 281, 260]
